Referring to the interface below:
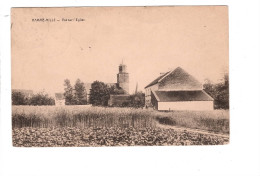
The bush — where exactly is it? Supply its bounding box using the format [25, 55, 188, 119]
[203, 73, 229, 109]
[12, 91, 55, 106]
[29, 93, 55, 106]
[129, 92, 145, 108]
[155, 116, 177, 126]
[12, 92, 29, 105]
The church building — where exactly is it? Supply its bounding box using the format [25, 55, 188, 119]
[117, 63, 129, 94]
[108, 63, 131, 106]
[84, 63, 130, 106]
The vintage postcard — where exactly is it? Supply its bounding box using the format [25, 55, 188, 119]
[11, 6, 229, 147]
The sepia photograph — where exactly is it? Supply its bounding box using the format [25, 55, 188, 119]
[11, 6, 229, 147]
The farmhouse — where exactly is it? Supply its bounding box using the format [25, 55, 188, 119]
[55, 93, 65, 106]
[145, 67, 214, 111]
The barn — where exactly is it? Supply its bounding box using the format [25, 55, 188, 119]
[145, 67, 214, 111]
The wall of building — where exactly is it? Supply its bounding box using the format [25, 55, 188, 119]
[117, 64, 129, 94]
[117, 73, 129, 94]
[158, 101, 214, 111]
[145, 84, 159, 106]
[150, 91, 158, 109]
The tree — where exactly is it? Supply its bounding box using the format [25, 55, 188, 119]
[203, 79, 215, 98]
[74, 79, 87, 105]
[109, 85, 125, 95]
[64, 79, 74, 105]
[29, 92, 55, 106]
[129, 92, 145, 108]
[89, 81, 110, 106]
[203, 73, 229, 109]
[214, 73, 229, 109]
[12, 91, 28, 105]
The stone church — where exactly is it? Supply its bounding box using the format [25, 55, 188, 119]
[85, 63, 131, 106]
[116, 63, 129, 94]
[108, 63, 131, 106]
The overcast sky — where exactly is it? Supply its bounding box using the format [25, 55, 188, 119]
[12, 6, 228, 95]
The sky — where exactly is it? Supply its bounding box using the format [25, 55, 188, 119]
[11, 6, 228, 95]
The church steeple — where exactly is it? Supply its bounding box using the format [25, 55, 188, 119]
[119, 63, 127, 73]
[135, 82, 138, 94]
[117, 62, 129, 94]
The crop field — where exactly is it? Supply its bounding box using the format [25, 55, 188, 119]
[12, 105, 229, 147]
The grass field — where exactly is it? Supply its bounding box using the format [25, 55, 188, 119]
[12, 105, 229, 134]
[155, 110, 229, 134]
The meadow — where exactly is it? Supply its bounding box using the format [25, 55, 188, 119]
[12, 105, 229, 134]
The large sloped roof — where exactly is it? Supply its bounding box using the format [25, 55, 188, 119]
[152, 90, 213, 102]
[144, 72, 170, 88]
[145, 67, 202, 90]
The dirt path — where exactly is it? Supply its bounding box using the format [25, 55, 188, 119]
[156, 122, 229, 139]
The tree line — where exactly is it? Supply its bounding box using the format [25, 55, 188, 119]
[64, 80, 145, 108]
[12, 91, 55, 106]
[63, 79, 88, 105]
[12, 79, 89, 106]
[203, 73, 229, 109]
[12, 74, 228, 109]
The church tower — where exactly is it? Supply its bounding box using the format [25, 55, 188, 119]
[117, 63, 129, 94]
